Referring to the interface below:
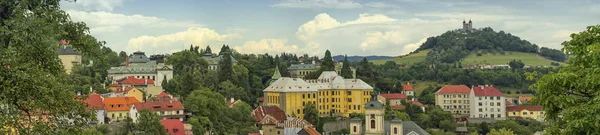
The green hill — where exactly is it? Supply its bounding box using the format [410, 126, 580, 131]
[372, 50, 430, 65]
[373, 50, 565, 66]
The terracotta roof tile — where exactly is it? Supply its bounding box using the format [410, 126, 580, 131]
[134, 100, 184, 111]
[379, 93, 407, 99]
[83, 94, 104, 110]
[436, 85, 471, 94]
[473, 85, 505, 97]
[160, 119, 185, 135]
[408, 100, 427, 107]
[252, 106, 287, 123]
[506, 106, 543, 111]
[103, 97, 140, 111]
[403, 83, 414, 91]
[117, 76, 154, 85]
[519, 96, 533, 102]
[303, 127, 321, 135]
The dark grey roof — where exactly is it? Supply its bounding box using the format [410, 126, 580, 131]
[358, 121, 429, 135]
[350, 117, 362, 121]
[202, 55, 238, 65]
[57, 46, 80, 55]
[129, 51, 150, 63]
[365, 100, 384, 109]
[288, 64, 317, 70]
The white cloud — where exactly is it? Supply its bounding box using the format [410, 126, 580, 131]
[271, 0, 362, 9]
[61, 0, 127, 12]
[414, 12, 526, 21]
[360, 31, 408, 51]
[234, 39, 300, 54]
[127, 27, 239, 53]
[403, 38, 427, 55]
[66, 10, 201, 34]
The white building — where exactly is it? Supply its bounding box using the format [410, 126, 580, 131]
[107, 51, 173, 86]
[469, 85, 506, 120]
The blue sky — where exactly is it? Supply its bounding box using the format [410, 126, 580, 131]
[60, 0, 600, 56]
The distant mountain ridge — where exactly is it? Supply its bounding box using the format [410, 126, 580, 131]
[332, 55, 393, 62]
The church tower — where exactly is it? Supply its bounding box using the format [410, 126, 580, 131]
[390, 113, 403, 135]
[270, 66, 282, 85]
[349, 117, 362, 135]
[364, 92, 385, 135]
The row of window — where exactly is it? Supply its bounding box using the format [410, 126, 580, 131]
[443, 100, 470, 104]
[444, 105, 470, 109]
[135, 75, 155, 80]
[478, 114, 502, 118]
[478, 108, 502, 112]
[479, 96, 501, 100]
[452, 110, 470, 114]
[511, 111, 543, 115]
[478, 102, 501, 106]
[443, 94, 469, 98]
[267, 96, 279, 104]
[302, 93, 316, 99]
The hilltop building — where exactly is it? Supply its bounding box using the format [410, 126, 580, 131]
[349, 92, 429, 135]
[107, 51, 173, 87]
[57, 40, 81, 74]
[462, 20, 473, 29]
[263, 71, 373, 118]
[201, 51, 238, 71]
[469, 85, 506, 120]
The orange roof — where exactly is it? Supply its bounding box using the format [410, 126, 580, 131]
[519, 95, 533, 102]
[473, 85, 505, 96]
[379, 93, 407, 99]
[156, 91, 173, 101]
[403, 83, 414, 91]
[84, 94, 104, 110]
[114, 87, 136, 93]
[134, 100, 184, 111]
[506, 106, 543, 111]
[302, 127, 321, 135]
[435, 85, 471, 94]
[407, 100, 427, 107]
[117, 76, 154, 85]
[103, 97, 140, 111]
[252, 106, 287, 123]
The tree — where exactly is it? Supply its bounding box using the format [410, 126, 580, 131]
[205, 45, 212, 54]
[0, 0, 101, 134]
[320, 50, 335, 71]
[486, 128, 515, 135]
[119, 51, 127, 62]
[303, 102, 320, 126]
[508, 59, 525, 70]
[166, 50, 209, 76]
[218, 81, 248, 103]
[394, 81, 404, 93]
[341, 55, 353, 78]
[478, 122, 490, 135]
[218, 46, 234, 82]
[529, 25, 600, 134]
[135, 110, 168, 135]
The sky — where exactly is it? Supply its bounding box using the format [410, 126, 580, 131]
[60, 0, 600, 57]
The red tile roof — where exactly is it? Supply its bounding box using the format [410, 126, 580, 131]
[379, 93, 407, 99]
[506, 106, 543, 112]
[403, 83, 414, 91]
[160, 119, 185, 135]
[302, 127, 321, 135]
[103, 97, 140, 111]
[408, 100, 427, 107]
[84, 94, 104, 110]
[134, 100, 184, 111]
[117, 76, 154, 85]
[435, 85, 471, 94]
[156, 91, 173, 101]
[252, 106, 287, 123]
[472, 85, 505, 97]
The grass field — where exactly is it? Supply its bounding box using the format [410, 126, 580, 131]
[372, 50, 430, 65]
[373, 50, 564, 67]
[462, 51, 565, 66]
[412, 81, 441, 96]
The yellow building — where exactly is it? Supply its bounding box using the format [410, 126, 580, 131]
[57, 44, 81, 74]
[115, 87, 144, 102]
[264, 71, 373, 118]
[103, 97, 140, 122]
[506, 106, 545, 121]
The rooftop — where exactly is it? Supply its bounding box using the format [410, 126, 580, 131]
[506, 105, 543, 112]
[264, 77, 318, 92]
[288, 63, 317, 70]
[160, 119, 185, 135]
[252, 106, 287, 123]
[57, 45, 80, 55]
[435, 85, 471, 94]
[103, 97, 140, 111]
[117, 76, 155, 85]
[403, 83, 414, 91]
[379, 93, 407, 100]
[83, 94, 104, 110]
[472, 85, 505, 97]
[134, 100, 184, 111]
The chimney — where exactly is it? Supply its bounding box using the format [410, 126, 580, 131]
[89, 86, 93, 94]
[121, 85, 125, 92]
[125, 55, 129, 67]
[77, 91, 81, 96]
[230, 98, 235, 103]
[145, 78, 148, 85]
[412, 98, 415, 101]
[480, 85, 484, 90]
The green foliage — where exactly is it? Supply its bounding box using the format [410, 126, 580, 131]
[340, 55, 353, 78]
[486, 128, 515, 135]
[320, 50, 335, 71]
[166, 49, 209, 76]
[491, 120, 532, 135]
[478, 122, 490, 135]
[135, 110, 167, 135]
[418, 85, 440, 105]
[95, 124, 110, 134]
[218, 81, 249, 103]
[331, 129, 350, 135]
[218, 45, 234, 83]
[416, 106, 454, 132]
[530, 25, 600, 135]
[508, 59, 525, 70]
[303, 102, 320, 126]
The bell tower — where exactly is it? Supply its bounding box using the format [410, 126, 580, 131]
[364, 92, 385, 135]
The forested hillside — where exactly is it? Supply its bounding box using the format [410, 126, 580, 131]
[415, 27, 567, 63]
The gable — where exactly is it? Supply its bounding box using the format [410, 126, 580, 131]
[159, 66, 172, 70]
[407, 131, 419, 135]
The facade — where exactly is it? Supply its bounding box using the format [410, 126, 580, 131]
[469, 85, 506, 120]
[263, 71, 373, 118]
[435, 85, 472, 116]
[378, 93, 408, 106]
[103, 97, 140, 122]
[506, 106, 544, 121]
[349, 93, 429, 135]
[518, 95, 533, 105]
[105, 86, 144, 102]
[201, 52, 238, 71]
[401, 83, 415, 97]
[107, 51, 173, 87]
[57, 44, 81, 74]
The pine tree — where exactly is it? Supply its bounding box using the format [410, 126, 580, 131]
[340, 55, 353, 78]
[320, 50, 335, 71]
[218, 46, 234, 83]
[205, 45, 212, 54]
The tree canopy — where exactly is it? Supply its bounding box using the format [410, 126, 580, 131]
[135, 110, 168, 135]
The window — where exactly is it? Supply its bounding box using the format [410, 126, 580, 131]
[370, 120, 375, 129]
[453, 100, 457, 103]
[394, 127, 398, 134]
[497, 102, 500, 106]
[513, 112, 516, 115]
[458, 100, 462, 103]
[278, 131, 281, 134]
[313, 93, 316, 98]
[347, 91, 351, 95]
[297, 109, 300, 114]
[479, 102, 482, 106]
[303, 94, 305, 99]
[353, 126, 357, 132]
[497, 96, 500, 100]
[498, 114, 501, 118]
[523, 112, 527, 115]
[485, 97, 487, 99]
[479, 108, 482, 112]
[530, 112, 534, 114]
[173, 129, 179, 132]
[347, 98, 352, 102]
[479, 97, 482, 100]
[491, 114, 495, 118]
